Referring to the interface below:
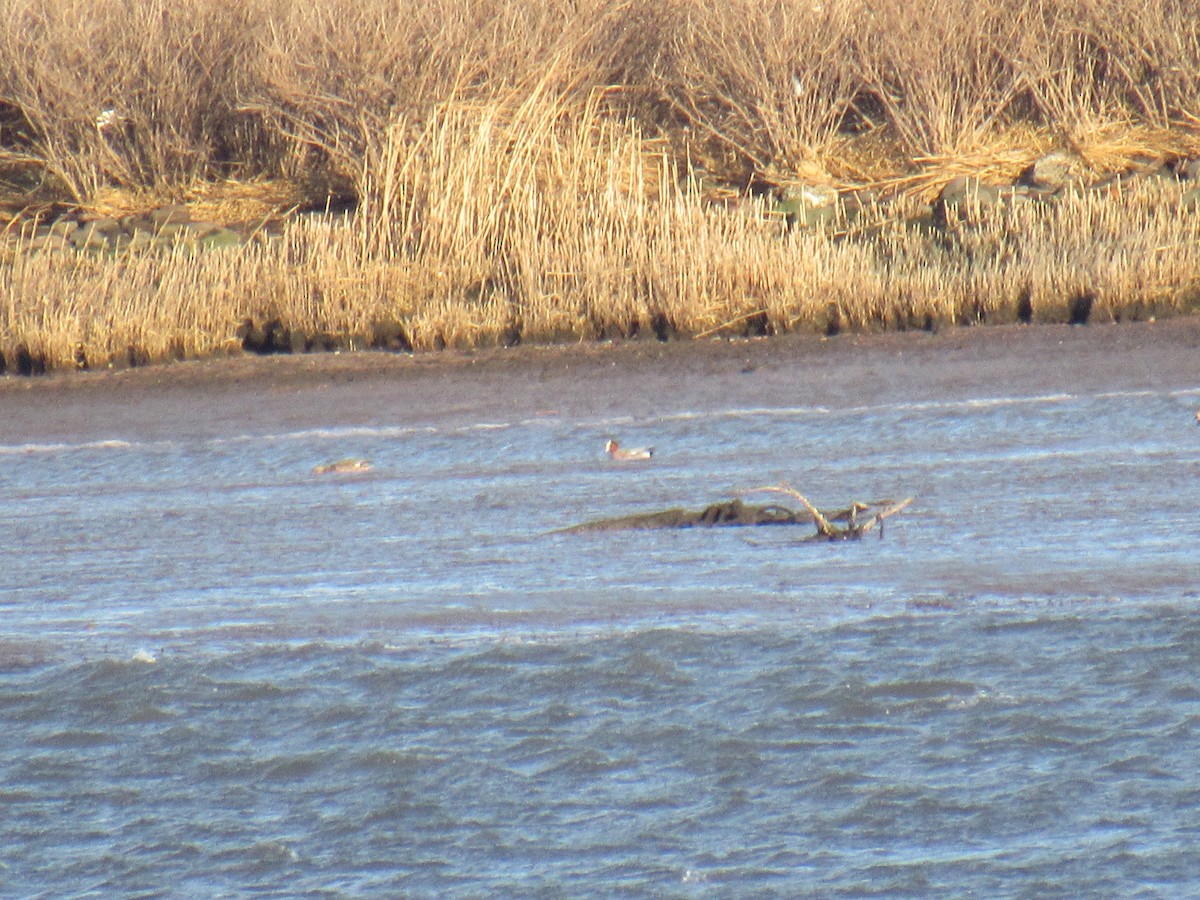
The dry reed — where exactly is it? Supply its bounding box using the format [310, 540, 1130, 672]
[2, 0, 1200, 372]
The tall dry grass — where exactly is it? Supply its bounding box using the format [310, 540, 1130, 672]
[5, 112, 1198, 372]
[2, 0, 1200, 372]
[0, 0, 269, 199]
[5, 0, 1199, 198]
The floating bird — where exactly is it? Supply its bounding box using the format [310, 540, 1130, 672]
[605, 439, 653, 461]
[313, 457, 373, 475]
[1195, 409, 1199, 425]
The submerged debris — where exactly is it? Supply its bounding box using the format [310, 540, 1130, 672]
[313, 458, 373, 475]
[562, 485, 913, 542]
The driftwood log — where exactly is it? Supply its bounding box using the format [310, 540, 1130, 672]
[562, 485, 913, 541]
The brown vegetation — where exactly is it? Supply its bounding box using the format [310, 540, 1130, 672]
[2, 0, 1200, 373]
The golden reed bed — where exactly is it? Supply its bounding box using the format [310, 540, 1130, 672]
[2, 0, 1199, 373]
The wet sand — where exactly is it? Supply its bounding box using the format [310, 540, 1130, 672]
[2, 319, 1198, 443]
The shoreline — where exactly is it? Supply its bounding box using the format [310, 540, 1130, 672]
[3, 317, 1198, 397]
[2, 320, 1197, 441]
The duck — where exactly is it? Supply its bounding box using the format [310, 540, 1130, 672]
[605, 439, 653, 461]
[313, 457, 373, 475]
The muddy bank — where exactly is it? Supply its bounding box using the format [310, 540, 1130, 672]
[0, 318, 1197, 445]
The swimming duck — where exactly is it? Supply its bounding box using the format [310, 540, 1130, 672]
[313, 457, 373, 475]
[605, 439, 653, 461]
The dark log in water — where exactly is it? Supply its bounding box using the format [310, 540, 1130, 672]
[562, 499, 804, 533]
[562, 488, 913, 542]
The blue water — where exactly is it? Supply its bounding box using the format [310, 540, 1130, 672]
[1, 339, 1198, 896]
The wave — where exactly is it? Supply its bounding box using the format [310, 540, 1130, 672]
[0, 438, 141, 456]
[601, 392, 1085, 427]
[5, 386, 1191, 459]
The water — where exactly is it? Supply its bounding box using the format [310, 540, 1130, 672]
[1, 332, 1199, 896]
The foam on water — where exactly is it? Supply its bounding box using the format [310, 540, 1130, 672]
[5, 384, 1190, 464]
[0, 437, 140, 456]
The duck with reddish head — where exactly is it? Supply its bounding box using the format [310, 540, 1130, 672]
[605, 439, 653, 461]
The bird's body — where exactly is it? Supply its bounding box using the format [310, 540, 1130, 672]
[313, 457, 373, 475]
[605, 439, 653, 461]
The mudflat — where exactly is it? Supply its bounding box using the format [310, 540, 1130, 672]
[2, 318, 1197, 444]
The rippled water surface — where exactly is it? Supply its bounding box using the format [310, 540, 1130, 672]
[2, 330, 1198, 896]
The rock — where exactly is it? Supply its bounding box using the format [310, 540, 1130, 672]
[120, 213, 155, 234]
[24, 236, 58, 253]
[933, 176, 1002, 225]
[149, 205, 191, 228]
[47, 218, 78, 239]
[775, 182, 839, 227]
[196, 227, 243, 249]
[1173, 158, 1200, 181]
[940, 175, 1007, 204]
[27, 220, 75, 252]
[840, 188, 884, 218]
[184, 222, 223, 241]
[154, 222, 194, 241]
[8, 203, 253, 259]
[69, 219, 119, 250]
[125, 231, 158, 252]
[1018, 151, 1086, 192]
